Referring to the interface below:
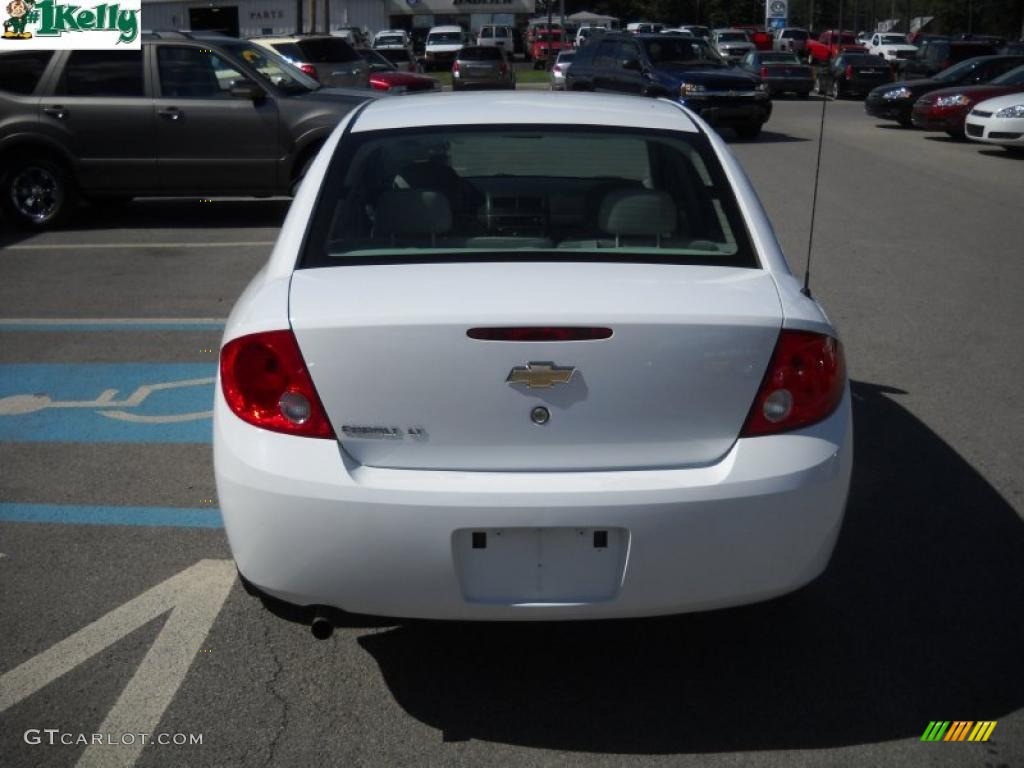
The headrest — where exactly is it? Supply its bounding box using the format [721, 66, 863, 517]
[598, 189, 677, 237]
[374, 189, 452, 237]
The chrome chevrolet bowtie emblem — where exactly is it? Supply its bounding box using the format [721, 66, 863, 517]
[506, 362, 576, 389]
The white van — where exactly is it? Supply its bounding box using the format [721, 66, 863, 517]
[477, 24, 514, 54]
[626, 22, 665, 34]
[425, 25, 466, 71]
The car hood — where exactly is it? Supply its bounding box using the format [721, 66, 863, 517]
[654, 65, 759, 87]
[972, 91, 1024, 112]
[876, 77, 946, 95]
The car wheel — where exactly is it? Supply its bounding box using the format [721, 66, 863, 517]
[898, 115, 913, 128]
[815, 76, 824, 94]
[735, 123, 762, 139]
[1, 156, 75, 229]
[831, 80, 841, 99]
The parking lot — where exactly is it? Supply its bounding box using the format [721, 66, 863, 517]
[1, 98, 1022, 767]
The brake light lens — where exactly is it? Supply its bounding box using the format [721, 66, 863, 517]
[760, 65, 769, 78]
[845, 65, 854, 79]
[220, 330, 334, 439]
[741, 330, 846, 437]
[299, 63, 319, 80]
[468, 326, 612, 341]
[452, 60, 460, 75]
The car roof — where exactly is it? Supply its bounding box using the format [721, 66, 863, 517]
[429, 25, 463, 32]
[350, 92, 699, 134]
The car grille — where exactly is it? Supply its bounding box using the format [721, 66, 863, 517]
[990, 131, 1023, 140]
[971, 109, 993, 118]
[965, 123, 984, 137]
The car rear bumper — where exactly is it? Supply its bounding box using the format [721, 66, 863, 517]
[215, 386, 852, 620]
[764, 76, 814, 93]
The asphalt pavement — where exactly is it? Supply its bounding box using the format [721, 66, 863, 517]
[1, 98, 1021, 768]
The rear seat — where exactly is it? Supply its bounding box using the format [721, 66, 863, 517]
[559, 189, 683, 249]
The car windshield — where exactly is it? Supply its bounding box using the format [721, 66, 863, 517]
[536, 33, 564, 42]
[375, 35, 406, 46]
[357, 48, 396, 71]
[879, 34, 906, 45]
[992, 64, 1024, 85]
[841, 54, 886, 65]
[295, 37, 361, 63]
[302, 127, 755, 269]
[459, 47, 502, 61]
[221, 41, 319, 92]
[428, 32, 463, 44]
[933, 58, 981, 82]
[644, 38, 726, 66]
[717, 33, 749, 42]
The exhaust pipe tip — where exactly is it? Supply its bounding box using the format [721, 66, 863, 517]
[310, 610, 334, 640]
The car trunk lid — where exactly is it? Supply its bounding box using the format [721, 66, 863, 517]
[290, 262, 782, 471]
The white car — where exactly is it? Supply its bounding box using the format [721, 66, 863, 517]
[215, 92, 852, 632]
[867, 32, 917, 63]
[372, 29, 411, 51]
[477, 24, 514, 54]
[549, 49, 576, 89]
[713, 29, 756, 61]
[424, 25, 466, 71]
[965, 92, 1024, 150]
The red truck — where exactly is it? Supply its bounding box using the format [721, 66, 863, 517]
[529, 26, 572, 69]
[805, 30, 866, 65]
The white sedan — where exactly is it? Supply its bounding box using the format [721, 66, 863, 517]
[965, 92, 1024, 150]
[214, 92, 852, 633]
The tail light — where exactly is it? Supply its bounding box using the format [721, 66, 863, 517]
[740, 330, 846, 437]
[499, 62, 508, 75]
[220, 330, 334, 439]
[845, 65, 854, 79]
[452, 60, 460, 75]
[760, 65, 770, 78]
[299, 63, 319, 80]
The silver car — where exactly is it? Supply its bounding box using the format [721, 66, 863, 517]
[713, 29, 756, 62]
[250, 36, 369, 88]
[549, 50, 576, 90]
[451, 46, 515, 90]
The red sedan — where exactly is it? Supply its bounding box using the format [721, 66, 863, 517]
[356, 48, 440, 93]
[912, 64, 1024, 138]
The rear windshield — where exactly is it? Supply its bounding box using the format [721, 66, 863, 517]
[459, 47, 502, 61]
[0, 51, 54, 95]
[375, 35, 406, 46]
[781, 30, 808, 40]
[758, 53, 801, 63]
[717, 33, 749, 42]
[878, 34, 907, 45]
[841, 54, 886, 65]
[301, 126, 756, 269]
[296, 38, 360, 63]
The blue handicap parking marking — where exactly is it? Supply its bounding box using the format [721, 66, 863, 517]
[0, 364, 217, 443]
[0, 503, 224, 529]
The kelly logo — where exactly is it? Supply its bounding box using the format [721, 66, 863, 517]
[1, 0, 139, 48]
[921, 721, 997, 742]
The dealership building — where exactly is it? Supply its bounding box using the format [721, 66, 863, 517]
[141, 0, 536, 38]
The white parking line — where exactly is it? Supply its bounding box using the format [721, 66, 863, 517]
[0, 560, 236, 768]
[4, 241, 274, 250]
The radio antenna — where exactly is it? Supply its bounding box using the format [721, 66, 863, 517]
[803, 0, 843, 299]
[802, 89, 828, 299]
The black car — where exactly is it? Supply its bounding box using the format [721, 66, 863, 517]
[565, 33, 772, 138]
[0, 32, 376, 228]
[815, 53, 893, 99]
[865, 54, 1024, 126]
[739, 50, 814, 97]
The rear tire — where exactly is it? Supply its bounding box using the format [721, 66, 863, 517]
[0, 155, 75, 229]
[831, 80, 842, 99]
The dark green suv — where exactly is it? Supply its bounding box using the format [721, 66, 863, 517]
[0, 32, 377, 228]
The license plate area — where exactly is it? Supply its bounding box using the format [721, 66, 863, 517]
[453, 527, 628, 604]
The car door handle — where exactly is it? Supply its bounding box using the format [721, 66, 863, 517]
[158, 108, 182, 121]
[43, 106, 67, 120]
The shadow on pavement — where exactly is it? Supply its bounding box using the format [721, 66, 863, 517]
[355, 380, 1023, 752]
[736, 130, 809, 144]
[0, 198, 291, 248]
[977, 148, 1024, 161]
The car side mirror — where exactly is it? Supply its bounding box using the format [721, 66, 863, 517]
[230, 79, 265, 102]
[622, 57, 643, 72]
